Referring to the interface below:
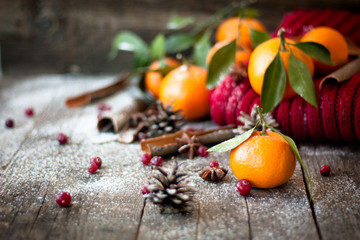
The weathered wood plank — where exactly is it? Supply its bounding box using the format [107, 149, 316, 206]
[0, 75, 146, 240]
[300, 144, 360, 240]
[247, 162, 319, 240]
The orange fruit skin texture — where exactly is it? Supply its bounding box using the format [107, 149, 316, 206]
[300, 26, 349, 75]
[229, 131, 296, 188]
[216, 17, 266, 51]
[206, 40, 251, 66]
[248, 38, 315, 100]
[159, 65, 209, 120]
[145, 58, 180, 98]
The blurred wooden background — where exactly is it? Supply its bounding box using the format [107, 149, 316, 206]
[0, 0, 359, 75]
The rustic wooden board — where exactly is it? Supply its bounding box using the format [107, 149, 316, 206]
[0, 75, 360, 240]
[300, 144, 360, 240]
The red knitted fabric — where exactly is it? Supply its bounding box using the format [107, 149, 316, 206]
[354, 83, 360, 141]
[235, 89, 258, 125]
[224, 79, 250, 125]
[275, 99, 292, 136]
[210, 75, 237, 125]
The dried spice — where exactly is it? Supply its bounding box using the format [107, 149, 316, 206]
[176, 133, 202, 159]
[199, 165, 228, 182]
[143, 161, 195, 214]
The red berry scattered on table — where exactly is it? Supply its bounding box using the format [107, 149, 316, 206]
[150, 156, 163, 167]
[320, 165, 331, 176]
[197, 145, 209, 157]
[236, 179, 252, 196]
[55, 192, 72, 207]
[141, 153, 152, 165]
[88, 163, 98, 173]
[5, 119, 14, 128]
[97, 103, 111, 111]
[91, 157, 102, 168]
[209, 160, 219, 168]
[25, 107, 34, 117]
[57, 133, 68, 145]
[141, 186, 150, 195]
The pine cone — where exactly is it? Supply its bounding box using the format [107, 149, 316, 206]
[145, 101, 185, 138]
[235, 104, 278, 134]
[144, 162, 195, 213]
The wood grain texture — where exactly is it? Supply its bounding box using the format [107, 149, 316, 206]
[1, 0, 359, 74]
[0, 75, 360, 240]
[300, 144, 360, 240]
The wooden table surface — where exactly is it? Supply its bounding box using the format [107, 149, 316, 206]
[0, 75, 359, 240]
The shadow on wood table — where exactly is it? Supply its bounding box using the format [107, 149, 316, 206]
[0, 75, 359, 240]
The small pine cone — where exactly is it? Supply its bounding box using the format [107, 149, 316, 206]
[144, 162, 195, 213]
[235, 104, 278, 134]
[199, 166, 228, 182]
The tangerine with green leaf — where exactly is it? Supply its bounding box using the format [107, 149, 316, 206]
[159, 65, 209, 120]
[229, 130, 296, 188]
[145, 58, 180, 98]
[206, 40, 251, 66]
[248, 37, 315, 100]
[216, 17, 266, 50]
[300, 26, 348, 75]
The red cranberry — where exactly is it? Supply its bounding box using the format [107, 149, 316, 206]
[25, 107, 34, 117]
[236, 179, 252, 196]
[138, 132, 148, 141]
[320, 165, 331, 176]
[141, 153, 152, 165]
[97, 103, 111, 111]
[150, 156, 163, 167]
[57, 133, 68, 145]
[5, 119, 14, 128]
[55, 192, 72, 207]
[88, 163, 98, 173]
[97, 113, 103, 120]
[197, 146, 209, 157]
[185, 127, 195, 132]
[209, 160, 219, 168]
[91, 157, 102, 168]
[141, 186, 150, 195]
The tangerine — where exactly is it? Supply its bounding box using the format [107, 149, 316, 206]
[300, 26, 348, 75]
[216, 17, 266, 50]
[206, 40, 251, 66]
[159, 65, 209, 120]
[248, 37, 315, 100]
[145, 58, 180, 98]
[229, 130, 296, 188]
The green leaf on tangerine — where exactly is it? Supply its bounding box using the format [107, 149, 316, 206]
[288, 52, 318, 108]
[268, 126, 313, 201]
[261, 52, 286, 113]
[206, 40, 236, 88]
[150, 34, 165, 60]
[166, 15, 195, 30]
[165, 33, 196, 53]
[193, 31, 212, 68]
[293, 42, 333, 65]
[207, 123, 258, 153]
[250, 28, 270, 48]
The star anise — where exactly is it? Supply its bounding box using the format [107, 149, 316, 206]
[230, 64, 248, 83]
[176, 133, 202, 159]
[199, 166, 228, 182]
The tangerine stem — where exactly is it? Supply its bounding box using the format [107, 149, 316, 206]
[256, 106, 268, 136]
[277, 28, 287, 52]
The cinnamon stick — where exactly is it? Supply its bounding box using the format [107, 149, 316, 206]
[320, 57, 360, 88]
[97, 99, 147, 133]
[140, 126, 236, 157]
[65, 72, 129, 108]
